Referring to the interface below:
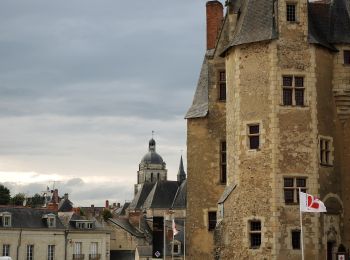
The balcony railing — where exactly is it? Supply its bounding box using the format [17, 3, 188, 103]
[73, 254, 85, 260]
[89, 254, 101, 260]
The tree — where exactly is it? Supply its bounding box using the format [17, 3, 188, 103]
[102, 209, 112, 221]
[11, 193, 26, 206]
[0, 184, 10, 205]
[29, 193, 45, 208]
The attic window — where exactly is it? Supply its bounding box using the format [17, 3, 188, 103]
[48, 216, 56, 228]
[344, 50, 350, 65]
[286, 4, 296, 22]
[1, 213, 12, 227]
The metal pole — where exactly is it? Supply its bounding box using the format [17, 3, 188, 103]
[299, 188, 304, 260]
[172, 215, 174, 260]
[184, 218, 186, 260]
[164, 212, 166, 260]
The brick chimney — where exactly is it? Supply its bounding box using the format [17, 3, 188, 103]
[105, 200, 109, 209]
[206, 1, 224, 50]
[52, 189, 59, 204]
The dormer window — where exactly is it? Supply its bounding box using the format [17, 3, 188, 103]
[42, 213, 56, 228]
[1, 212, 12, 227]
[76, 221, 94, 229]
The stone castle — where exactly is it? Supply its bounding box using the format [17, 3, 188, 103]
[185, 0, 350, 259]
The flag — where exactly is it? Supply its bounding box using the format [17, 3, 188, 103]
[172, 219, 179, 236]
[299, 191, 327, 213]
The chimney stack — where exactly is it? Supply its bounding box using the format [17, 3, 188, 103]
[52, 189, 59, 204]
[105, 200, 109, 209]
[206, 1, 224, 50]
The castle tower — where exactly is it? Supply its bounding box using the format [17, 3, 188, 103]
[186, 0, 350, 259]
[134, 138, 167, 195]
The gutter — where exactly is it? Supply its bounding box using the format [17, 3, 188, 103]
[16, 228, 22, 260]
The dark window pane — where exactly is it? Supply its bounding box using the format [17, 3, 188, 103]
[219, 71, 226, 81]
[284, 178, 294, 187]
[221, 165, 227, 184]
[283, 76, 293, 86]
[208, 211, 217, 231]
[283, 88, 293, 105]
[292, 230, 301, 249]
[295, 89, 304, 106]
[219, 83, 226, 101]
[286, 4, 296, 22]
[296, 178, 306, 187]
[295, 77, 304, 87]
[249, 136, 259, 149]
[250, 233, 261, 248]
[249, 125, 259, 134]
[221, 141, 226, 152]
[344, 50, 350, 65]
[284, 189, 294, 203]
[250, 221, 261, 231]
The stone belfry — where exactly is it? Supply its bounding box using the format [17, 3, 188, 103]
[186, 0, 350, 259]
[134, 138, 167, 195]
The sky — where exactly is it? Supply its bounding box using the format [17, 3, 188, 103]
[0, 0, 208, 206]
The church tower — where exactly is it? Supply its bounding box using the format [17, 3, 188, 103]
[134, 138, 167, 195]
[177, 155, 186, 183]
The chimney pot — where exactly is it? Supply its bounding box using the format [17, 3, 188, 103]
[206, 1, 224, 50]
[105, 200, 109, 209]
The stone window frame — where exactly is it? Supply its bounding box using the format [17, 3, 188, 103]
[291, 229, 301, 250]
[344, 50, 350, 65]
[286, 2, 298, 23]
[281, 75, 306, 107]
[243, 120, 265, 153]
[319, 135, 334, 167]
[285, 226, 303, 253]
[218, 70, 226, 102]
[90, 242, 98, 258]
[1, 212, 12, 227]
[171, 240, 181, 255]
[2, 244, 10, 256]
[243, 216, 265, 252]
[220, 140, 227, 184]
[247, 123, 260, 151]
[283, 176, 307, 205]
[204, 208, 218, 232]
[26, 244, 34, 260]
[47, 244, 55, 260]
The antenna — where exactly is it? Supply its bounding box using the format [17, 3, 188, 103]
[152, 130, 155, 139]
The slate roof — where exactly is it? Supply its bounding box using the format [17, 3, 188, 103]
[114, 202, 130, 216]
[309, 0, 350, 49]
[58, 198, 73, 212]
[172, 180, 187, 209]
[218, 184, 236, 204]
[185, 50, 214, 119]
[143, 181, 179, 209]
[109, 217, 144, 238]
[177, 156, 186, 182]
[0, 207, 65, 229]
[129, 183, 155, 210]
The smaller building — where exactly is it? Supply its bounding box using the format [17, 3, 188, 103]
[0, 206, 110, 260]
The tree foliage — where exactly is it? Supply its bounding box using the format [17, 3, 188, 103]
[102, 209, 113, 221]
[28, 193, 45, 208]
[0, 184, 10, 205]
[10, 193, 26, 206]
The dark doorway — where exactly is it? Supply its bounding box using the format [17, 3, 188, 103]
[327, 241, 335, 260]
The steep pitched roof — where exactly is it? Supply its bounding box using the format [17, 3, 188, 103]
[129, 183, 155, 210]
[0, 207, 65, 229]
[58, 198, 73, 212]
[308, 0, 350, 50]
[172, 180, 187, 209]
[109, 217, 144, 238]
[218, 184, 236, 204]
[142, 181, 179, 209]
[185, 50, 214, 119]
[223, 0, 277, 52]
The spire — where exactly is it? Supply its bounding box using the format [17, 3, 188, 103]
[177, 155, 186, 183]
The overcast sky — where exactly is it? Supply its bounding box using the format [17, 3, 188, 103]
[0, 1, 208, 206]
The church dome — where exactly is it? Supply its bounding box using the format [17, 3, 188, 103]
[140, 138, 164, 165]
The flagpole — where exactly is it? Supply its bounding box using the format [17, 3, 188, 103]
[164, 212, 166, 260]
[299, 188, 304, 260]
[184, 218, 186, 260]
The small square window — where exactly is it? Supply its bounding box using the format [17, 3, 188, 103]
[286, 4, 296, 22]
[292, 230, 301, 249]
[282, 75, 305, 106]
[344, 50, 350, 65]
[320, 138, 333, 165]
[284, 177, 307, 204]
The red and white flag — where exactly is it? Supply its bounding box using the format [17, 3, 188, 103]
[172, 219, 179, 236]
[299, 191, 327, 213]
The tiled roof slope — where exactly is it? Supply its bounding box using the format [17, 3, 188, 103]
[227, 0, 277, 49]
[185, 50, 212, 119]
[0, 207, 65, 229]
[129, 183, 155, 210]
[172, 180, 187, 209]
[309, 0, 350, 49]
[142, 181, 179, 209]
